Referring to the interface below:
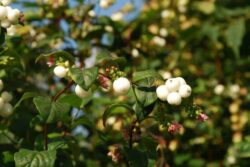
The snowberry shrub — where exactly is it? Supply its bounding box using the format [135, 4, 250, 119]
[9, 0, 250, 166]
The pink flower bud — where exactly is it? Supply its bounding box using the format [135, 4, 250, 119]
[47, 57, 55, 67]
[197, 113, 209, 121]
[168, 122, 183, 134]
[98, 75, 111, 89]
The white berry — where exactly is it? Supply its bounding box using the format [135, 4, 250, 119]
[165, 78, 180, 92]
[0, 97, 4, 111]
[131, 48, 139, 58]
[7, 25, 16, 36]
[100, 0, 109, 8]
[111, 12, 123, 21]
[75, 85, 91, 98]
[179, 84, 192, 98]
[0, 103, 13, 118]
[159, 28, 168, 37]
[156, 85, 169, 101]
[0, 79, 3, 92]
[53, 66, 67, 78]
[1, 91, 13, 102]
[113, 77, 131, 95]
[176, 77, 186, 85]
[0, 6, 7, 20]
[1, 0, 12, 6]
[167, 92, 182, 105]
[7, 8, 20, 24]
[88, 10, 96, 17]
[214, 84, 224, 95]
[1, 19, 11, 28]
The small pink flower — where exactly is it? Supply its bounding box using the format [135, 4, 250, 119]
[47, 57, 55, 67]
[197, 113, 209, 121]
[107, 146, 121, 163]
[98, 75, 111, 89]
[168, 122, 183, 134]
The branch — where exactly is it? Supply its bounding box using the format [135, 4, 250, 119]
[53, 80, 74, 101]
[44, 80, 74, 150]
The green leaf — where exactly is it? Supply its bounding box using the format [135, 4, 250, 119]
[33, 96, 70, 123]
[133, 77, 158, 107]
[193, 1, 215, 15]
[103, 103, 134, 126]
[2, 151, 14, 164]
[59, 94, 91, 108]
[0, 131, 15, 144]
[133, 70, 161, 82]
[69, 67, 98, 90]
[124, 147, 148, 167]
[33, 96, 51, 121]
[154, 101, 174, 126]
[14, 92, 40, 110]
[96, 51, 127, 68]
[188, 158, 205, 167]
[225, 19, 245, 58]
[71, 116, 93, 129]
[35, 50, 75, 63]
[14, 149, 56, 167]
[48, 101, 71, 123]
[48, 141, 66, 151]
[235, 142, 250, 158]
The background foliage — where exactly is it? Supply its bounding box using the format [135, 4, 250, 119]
[1, 0, 250, 166]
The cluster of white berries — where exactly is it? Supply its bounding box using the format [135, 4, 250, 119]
[0, 0, 21, 36]
[112, 77, 131, 95]
[156, 77, 191, 105]
[152, 36, 166, 47]
[214, 83, 241, 99]
[0, 79, 13, 118]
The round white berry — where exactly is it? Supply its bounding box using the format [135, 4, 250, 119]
[175, 77, 186, 85]
[53, 66, 67, 78]
[0, 79, 3, 92]
[0, 103, 13, 118]
[75, 85, 91, 98]
[214, 84, 224, 95]
[0, 19, 11, 28]
[111, 12, 123, 21]
[159, 71, 172, 80]
[152, 36, 166, 47]
[167, 92, 182, 105]
[7, 25, 16, 36]
[0, 6, 7, 20]
[0, 97, 4, 111]
[1, 0, 12, 6]
[100, 0, 109, 8]
[1, 91, 13, 102]
[178, 84, 192, 98]
[113, 77, 131, 95]
[165, 78, 180, 92]
[159, 28, 168, 37]
[229, 84, 240, 94]
[88, 10, 96, 17]
[156, 85, 169, 101]
[131, 48, 139, 58]
[7, 8, 20, 24]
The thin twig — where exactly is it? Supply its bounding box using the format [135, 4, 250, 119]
[53, 80, 74, 101]
[43, 80, 74, 150]
[129, 120, 137, 148]
[44, 123, 48, 150]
